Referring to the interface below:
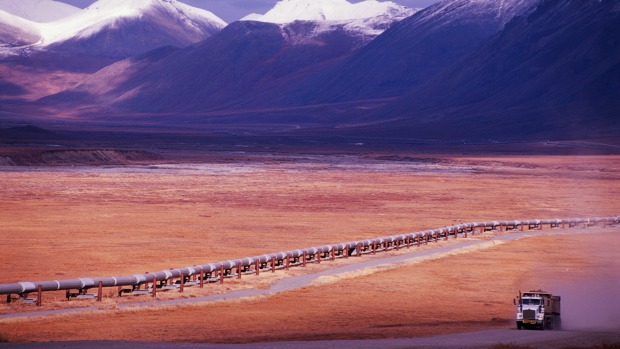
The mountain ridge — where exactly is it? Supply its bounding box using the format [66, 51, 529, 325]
[0, 0, 79, 23]
[0, 0, 226, 65]
[363, 0, 620, 140]
[242, 0, 415, 23]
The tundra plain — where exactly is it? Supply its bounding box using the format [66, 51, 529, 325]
[0, 153, 619, 345]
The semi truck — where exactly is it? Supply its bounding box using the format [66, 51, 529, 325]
[514, 290, 561, 330]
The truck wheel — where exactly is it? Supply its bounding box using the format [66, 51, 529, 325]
[517, 323, 522, 330]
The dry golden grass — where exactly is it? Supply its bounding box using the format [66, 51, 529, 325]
[1, 230, 617, 343]
[1, 155, 617, 283]
[0, 154, 618, 342]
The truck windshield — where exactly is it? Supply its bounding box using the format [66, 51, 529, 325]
[522, 298, 540, 305]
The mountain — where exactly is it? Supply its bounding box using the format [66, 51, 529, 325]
[0, 0, 229, 104]
[243, 0, 414, 23]
[37, 0, 539, 115]
[0, 0, 226, 72]
[38, 0, 226, 59]
[40, 0, 415, 112]
[40, 20, 375, 113]
[285, 0, 540, 104]
[367, 0, 620, 141]
[21, 0, 620, 144]
[0, 0, 80, 23]
[242, 0, 416, 42]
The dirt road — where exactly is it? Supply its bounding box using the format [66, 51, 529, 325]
[2, 329, 619, 349]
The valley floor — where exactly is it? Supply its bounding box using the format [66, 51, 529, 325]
[0, 153, 618, 346]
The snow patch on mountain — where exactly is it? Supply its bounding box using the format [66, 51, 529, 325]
[0, 0, 80, 23]
[243, 0, 414, 23]
[243, 0, 416, 41]
[36, 0, 227, 46]
[415, 0, 540, 28]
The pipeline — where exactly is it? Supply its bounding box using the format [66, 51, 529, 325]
[1, 216, 618, 305]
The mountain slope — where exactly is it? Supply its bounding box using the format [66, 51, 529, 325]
[41, 20, 373, 112]
[41, 0, 536, 114]
[286, 0, 540, 104]
[40, 0, 415, 112]
[0, 0, 80, 23]
[371, 0, 620, 140]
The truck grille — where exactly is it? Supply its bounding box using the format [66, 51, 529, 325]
[523, 309, 536, 320]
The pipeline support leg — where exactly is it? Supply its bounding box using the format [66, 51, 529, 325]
[97, 281, 103, 302]
[36, 285, 42, 307]
[180, 273, 185, 293]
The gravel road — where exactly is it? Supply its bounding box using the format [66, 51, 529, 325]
[1, 328, 619, 349]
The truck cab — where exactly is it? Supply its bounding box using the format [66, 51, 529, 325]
[515, 290, 561, 330]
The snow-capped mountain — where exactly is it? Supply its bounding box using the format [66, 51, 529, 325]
[0, 0, 226, 65]
[0, 0, 80, 23]
[19, 0, 620, 143]
[243, 0, 413, 23]
[38, 0, 539, 114]
[37, 0, 226, 47]
[286, 0, 541, 104]
[243, 0, 416, 41]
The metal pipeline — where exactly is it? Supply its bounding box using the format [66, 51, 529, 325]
[0, 216, 618, 298]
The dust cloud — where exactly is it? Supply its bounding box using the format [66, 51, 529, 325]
[555, 276, 620, 330]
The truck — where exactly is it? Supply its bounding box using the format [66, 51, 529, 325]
[514, 290, 561, 330]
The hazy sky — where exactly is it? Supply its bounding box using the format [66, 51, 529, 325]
[57, 0, 442, 23]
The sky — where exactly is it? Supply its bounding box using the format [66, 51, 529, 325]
[56, 0, 442, 23]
